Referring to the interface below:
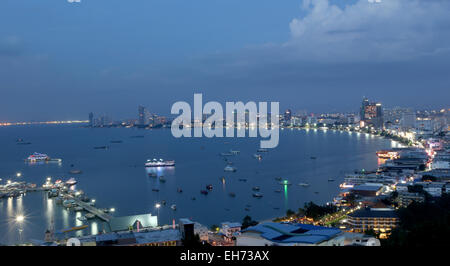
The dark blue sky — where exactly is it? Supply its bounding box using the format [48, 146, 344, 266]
[1, 0, 449, 121]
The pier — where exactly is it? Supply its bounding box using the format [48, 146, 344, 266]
[65, 194, 113, 222]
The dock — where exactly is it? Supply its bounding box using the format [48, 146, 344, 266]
[65, 194, 113, 222]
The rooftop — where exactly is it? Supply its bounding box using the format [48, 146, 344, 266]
[348, 208, 398, 219]
[243, 222, 341, 245]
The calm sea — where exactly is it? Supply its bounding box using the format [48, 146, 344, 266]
[0, 125, 399, 245]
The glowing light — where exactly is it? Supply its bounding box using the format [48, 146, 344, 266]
[16, 215, 25, 223]
[16, 172, 22, 177]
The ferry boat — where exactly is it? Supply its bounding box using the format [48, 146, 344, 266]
[27, 152, 50, 162]
[145, 159, 175, 167]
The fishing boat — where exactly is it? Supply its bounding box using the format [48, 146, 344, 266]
[252, 186, 260, 191]
[253, 193, 263, 198]
[298, 182, 310, 187]
[171, 204, 177, 211]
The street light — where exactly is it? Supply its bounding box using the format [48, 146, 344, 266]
[16, 215, 25, 223]
[16, 172, 22, 177]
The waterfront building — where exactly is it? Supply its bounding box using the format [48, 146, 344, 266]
[346, 208, 399, 238]
[351, 184, 383, 197]
[236, 222, 344, 246]
[219, 222, 242, 243]
[107, 213, 158, 232]
[360, 97, 383, 129]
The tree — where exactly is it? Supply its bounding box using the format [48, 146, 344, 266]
[242, 215, 258, 229]
[286, 209, 295, 217]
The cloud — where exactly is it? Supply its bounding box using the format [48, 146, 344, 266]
[286, 0, 450, 62]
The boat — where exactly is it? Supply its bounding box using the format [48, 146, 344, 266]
[206, 184, 213, 191]
[191, 197, 196, 200]
[94, 146, 109, 150]
[63, 199, 75, 208]
[328, 178, 335, 182]
[253, 154, 262, 160]
[230, 150, 240, 155]
[148, 173, 157, 178]
[101, 208, 109, 213]
[171, 204, 177, 211]
[48, 189, 59, 198]
[110, 140, 123, 143]
[69, 170, 82, 174]
[152, 188, 160, 192]
[224, 166, 237, 172]
[200, 190, 208, 195]
[228, 192, 236, 197]
[27, 152, 50, 162]
[220, 152, 233, 156]
[279, 180, 292, 186]
[145, 158, 175, 167]
[376, 150, 400, 159]
[85, 213, 95, 219]
[177, 188, 183, 193]
[298, 182, 310, 187]
[74, 206, 84, 212]
[252, 193, 263, 198]
[77, 216, 87, 222]
[257, 148, 268, 152]
[310, 156, 317, 160]
[65, 178, 77, 186]
[252, 186, 260, 191]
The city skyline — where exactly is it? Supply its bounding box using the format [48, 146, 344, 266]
[1, 0, 450, 121]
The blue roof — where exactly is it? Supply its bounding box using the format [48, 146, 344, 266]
[243, 222, 341, 244]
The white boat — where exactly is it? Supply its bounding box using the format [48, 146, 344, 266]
[171, 204, 177, 211]
[65, 178, 77, 186]
[77, 216, 87, 222]
[253, 193, 263, 198]
[298, 182, 310, 187]
[145, 158, 175, 167]
[224, 166, 237, 172]
[85, 213, 95, 219]
[27, 152, 49, 162]
[253, 154, 262, 160]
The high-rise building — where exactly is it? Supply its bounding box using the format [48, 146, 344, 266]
[138, 105, 147, 126]
[88, 112, 94, 127]
[359, 98, 383, 129]
[284, 109, 292, 122]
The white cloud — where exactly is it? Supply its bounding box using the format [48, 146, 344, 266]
[286, 0, 450, 62]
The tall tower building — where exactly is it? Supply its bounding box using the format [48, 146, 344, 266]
[138, 105, 146, 126]
[88, 112, 94, 127]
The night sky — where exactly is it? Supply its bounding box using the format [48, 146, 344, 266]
[1, 0, 449, 121]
